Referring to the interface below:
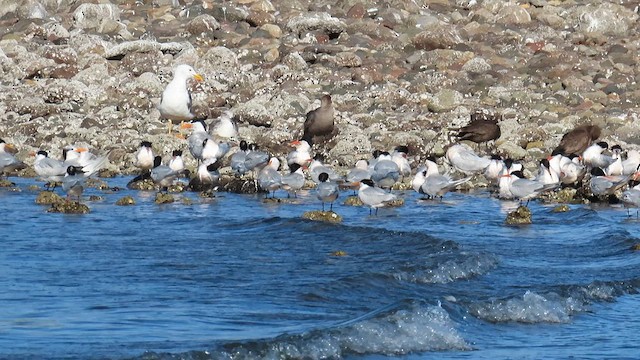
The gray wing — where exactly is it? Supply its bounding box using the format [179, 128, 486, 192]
[282, 172, 305, 190]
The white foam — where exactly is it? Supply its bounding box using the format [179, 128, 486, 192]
[393, 253, 499, 284]
[217, 303, 469, 358]
[470, 290, 588, 324]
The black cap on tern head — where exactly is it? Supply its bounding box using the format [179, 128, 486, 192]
[590, 167, 606, 176]
[66, 165, 85, 175]
[313, 153, 325, 162]
[153, 156, 162, 168]
[239, 140, 248, 151]
[361, 179, 375, 187]
[426, 155, 437, 163]
[596, 141, 608, 149]
[540, 158, 550, 168]
[140, 141, 152, 148]
[248, 143, 259, 151]
[611, 144, 622, 152]
[490, 154, 502, 160]
[192, 118, 208, 131]
[503, 158, 514, 169]
[395, 145, 409, 154]
[172, 150, 182, 157]
[372, 149, 382, 159]
[318, 172, 329, 182]
[510, 170, 525, 179]
[289, 163, 301, 173]
[37, 150, 48, 157]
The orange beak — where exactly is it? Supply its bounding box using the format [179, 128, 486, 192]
[180, 123, 193, 129]
[290, 140, 301, 146]
[4, 143, 18, 154]
[29, 151, 36, 157]
[193, 74, 204, 82]
[75, 147, 88, 153]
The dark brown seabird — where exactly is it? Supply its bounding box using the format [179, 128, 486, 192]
[455, 112, 501, 144]
[553, 124, 601, 155]
[302, 94, 334, 144]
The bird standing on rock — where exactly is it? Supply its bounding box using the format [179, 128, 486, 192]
[134, 141, 154, 175]
[0, 139, 25, 175]
[455, 112, 501, 149]
[553, 124, 601, 156]
[302, 94, 334, 144]
[157, 64, 204, 135]
[62, 165, 86, 202]
[316, 172, 339, 211]
[358, 179, 397, 215]
[150, 156, 181, 193]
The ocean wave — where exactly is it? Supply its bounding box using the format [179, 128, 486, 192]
[468, 279, 640, 324]
[139, 301, 469, 359]
[392, 252, 499, 284]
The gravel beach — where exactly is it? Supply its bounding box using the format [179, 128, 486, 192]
[1, 0, 639, 183]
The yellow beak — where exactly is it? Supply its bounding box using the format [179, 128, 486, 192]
[193, 74, 204, 82]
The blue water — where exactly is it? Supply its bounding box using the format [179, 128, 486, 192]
[1, 176, 639, 359]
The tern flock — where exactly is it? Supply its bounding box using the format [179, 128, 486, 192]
[2, 64, 640, 217]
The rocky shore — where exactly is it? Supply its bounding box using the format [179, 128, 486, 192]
[1, 0, 639, 184]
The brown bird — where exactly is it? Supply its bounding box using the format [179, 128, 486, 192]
[302, 94, 334, 144]
[455, 112, 501, 145]
[553, 124, 601, 156]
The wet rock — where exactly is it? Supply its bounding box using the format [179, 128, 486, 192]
[181, 197, 193, 205]
[302, 210, 343, 223]
[127, 176, 156, 190]
[116, 196, 136, 206]
[505, 205, 532, 225]
[552, 204, 570, 213]
[155, 192, 175, 204]
[35, 191, 63, 205]
[219, 177, 262, 194]
[553, 187, 579, 204]
[330, 250, 348, 256]
[0, 179, 15, 187]
[48, 200, 90, 214]
[631, 244, 640, 251]
[343, 195, 363, 206]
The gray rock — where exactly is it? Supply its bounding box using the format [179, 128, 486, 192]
[496, 5, 531, 24]
[104, 40, 188, 60]
[427, 89, 463, 113]
[286, 12, 346, 36]
[73, 3, 120, 29]
[186, 14, 221, 35]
